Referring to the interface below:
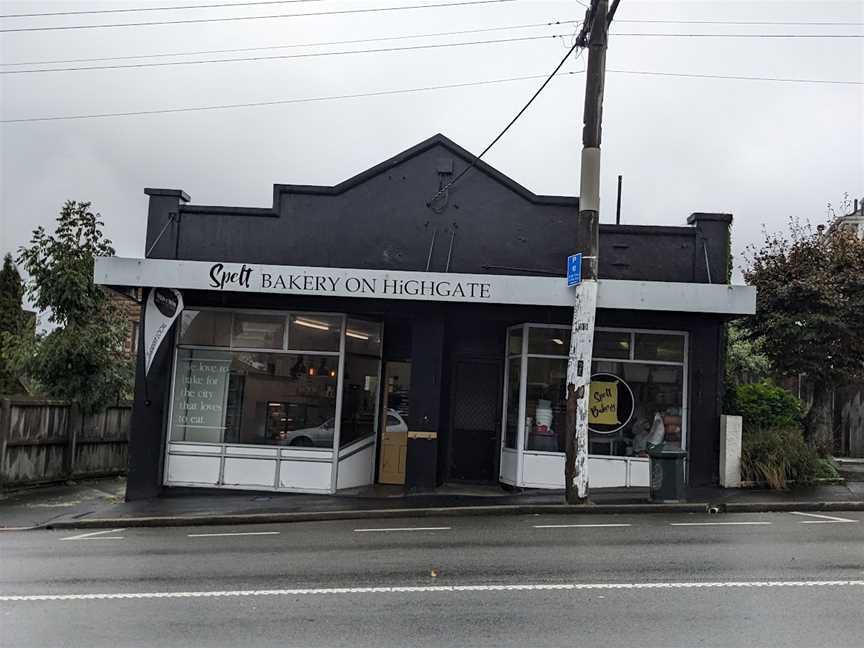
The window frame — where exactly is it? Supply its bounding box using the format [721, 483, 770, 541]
[166, 307, 348, 454]
[501, 324, 690, 458]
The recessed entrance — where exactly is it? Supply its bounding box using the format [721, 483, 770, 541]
[449, 359, 500, 482]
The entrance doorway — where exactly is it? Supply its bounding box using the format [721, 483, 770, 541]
[449, 359, 500, 482]
[377, 361, 411, 484]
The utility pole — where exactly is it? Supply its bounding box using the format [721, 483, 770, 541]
[565, 0, 611, 504]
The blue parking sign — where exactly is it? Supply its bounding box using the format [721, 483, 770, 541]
[567, 253, 582, 287]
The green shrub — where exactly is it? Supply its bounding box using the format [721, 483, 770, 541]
[726, 382, 801, 430]
[741, 426, 826, 489]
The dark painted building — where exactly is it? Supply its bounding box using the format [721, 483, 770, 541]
[95, 134, 754, 500]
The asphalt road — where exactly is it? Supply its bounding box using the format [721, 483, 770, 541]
[1, 510, 863, 647]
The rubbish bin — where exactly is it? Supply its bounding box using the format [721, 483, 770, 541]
[647, 445, 687, 502]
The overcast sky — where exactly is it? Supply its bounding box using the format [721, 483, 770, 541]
[1, 0, 862, 282]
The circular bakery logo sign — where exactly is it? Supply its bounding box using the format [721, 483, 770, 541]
[153, 287, 180, 318]
[588, 372, 635, 435]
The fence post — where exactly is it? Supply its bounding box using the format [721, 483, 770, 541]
[65, 403, 81, 479]
[0, 398, 11, 490]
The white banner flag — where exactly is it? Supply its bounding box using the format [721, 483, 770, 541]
[143, 288, 183, 375]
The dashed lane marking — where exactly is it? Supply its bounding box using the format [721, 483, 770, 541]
[2, 580, 862, 602]
[669, 521, 771, 526]
[790, 512, 859, 524]
[187, 531, 281, 538]
[353, 527, 452, 533]
[533, 524, 632, 528]
[61, 529, 125, 541]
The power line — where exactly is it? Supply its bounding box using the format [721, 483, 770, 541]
[2, 68, 860, 125]
[615, 19, 864, 26]
[426, 0, 596, 204]
[613, 32, 864, 38]
[1, 20, 577, 67]
[0, 34, 566, 75]
[0, 1, 321, 19]
[608, 69, 864, 85]
[0, 0, 517, 33]
[0, 71, 582, 123]
[8, 24, 858, 68]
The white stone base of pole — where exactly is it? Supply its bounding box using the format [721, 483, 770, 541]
[565, 279, 598, 501]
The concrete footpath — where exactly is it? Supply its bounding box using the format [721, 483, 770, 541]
[2, 475, 863, 530]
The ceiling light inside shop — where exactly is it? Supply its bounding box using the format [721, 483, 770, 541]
[552, 338, 564, 345]
[346, 330, 369, 340]
[295, 319, 329, 331]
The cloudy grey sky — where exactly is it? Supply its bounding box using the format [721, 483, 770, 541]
[1, 0, 862, 281]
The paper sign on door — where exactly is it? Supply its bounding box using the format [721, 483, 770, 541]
[589, 380, 620, 426]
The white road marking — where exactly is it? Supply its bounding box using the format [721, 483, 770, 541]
[669, 521, 771, 526]
[790, 511, 859, 524]
[533, 524, 632, 528]
[61, 528, 125, 541]
[187, 531, 281, 538]
[2, 580, 862, 602]
[353, 526, 451, 533]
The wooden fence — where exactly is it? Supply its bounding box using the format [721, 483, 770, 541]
[0, 398, 131, 490]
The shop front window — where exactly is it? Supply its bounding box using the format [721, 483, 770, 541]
[505, 326, 687, 456]
[170, 349, 338, 447]
[340, 319, 383, 448]
[169, 309, 346, 448]
[590, 361, 684, 455]
[525, 357, 568, 452]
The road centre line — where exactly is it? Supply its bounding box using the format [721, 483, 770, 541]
[61, 529, 125, 541]
[187, 531, 281, 538]
[533, 524, 632, 528]
[353, 526, 451, 532]
[789, 511, 858, 524]
[3, 580, 862, 603]
[669, 521, 771, 526]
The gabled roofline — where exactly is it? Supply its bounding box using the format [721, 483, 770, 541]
[272, 133, 578, 207]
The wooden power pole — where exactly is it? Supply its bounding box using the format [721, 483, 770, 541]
[565, 0, 610, 504]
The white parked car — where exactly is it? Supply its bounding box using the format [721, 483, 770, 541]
[281, 408, 407, 447]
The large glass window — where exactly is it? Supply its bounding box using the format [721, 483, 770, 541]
[340, 319, 383, 448]
[170, 309, 348, 448]
[525, 357, 567, 451]
[591, 360, 684, 455]
[170, 348, 338, 447]
[505, 325, 687, 456]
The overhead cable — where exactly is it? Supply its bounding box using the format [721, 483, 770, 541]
[425, 0, 596, 205]
[608, 69, 864, 85]
[3, 68, 861, 125]
[0, 71, 582, 123]
[0, 34, 567, 74]
[1, 20, 577, 67]
[0, 0, 322, 19]
[615, 19, 864, 26]
[0, 0, 517, 33]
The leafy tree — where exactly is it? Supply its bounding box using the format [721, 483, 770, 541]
[725, 322, 771, 388]
[743, 215, 864, 453]
[0, 253, 29, 393]
[13, 201, 133, 412]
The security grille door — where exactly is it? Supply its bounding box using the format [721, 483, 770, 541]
[450, 360, 500, 482]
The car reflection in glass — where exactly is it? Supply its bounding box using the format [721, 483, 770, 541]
[279, 408, 407, 447]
